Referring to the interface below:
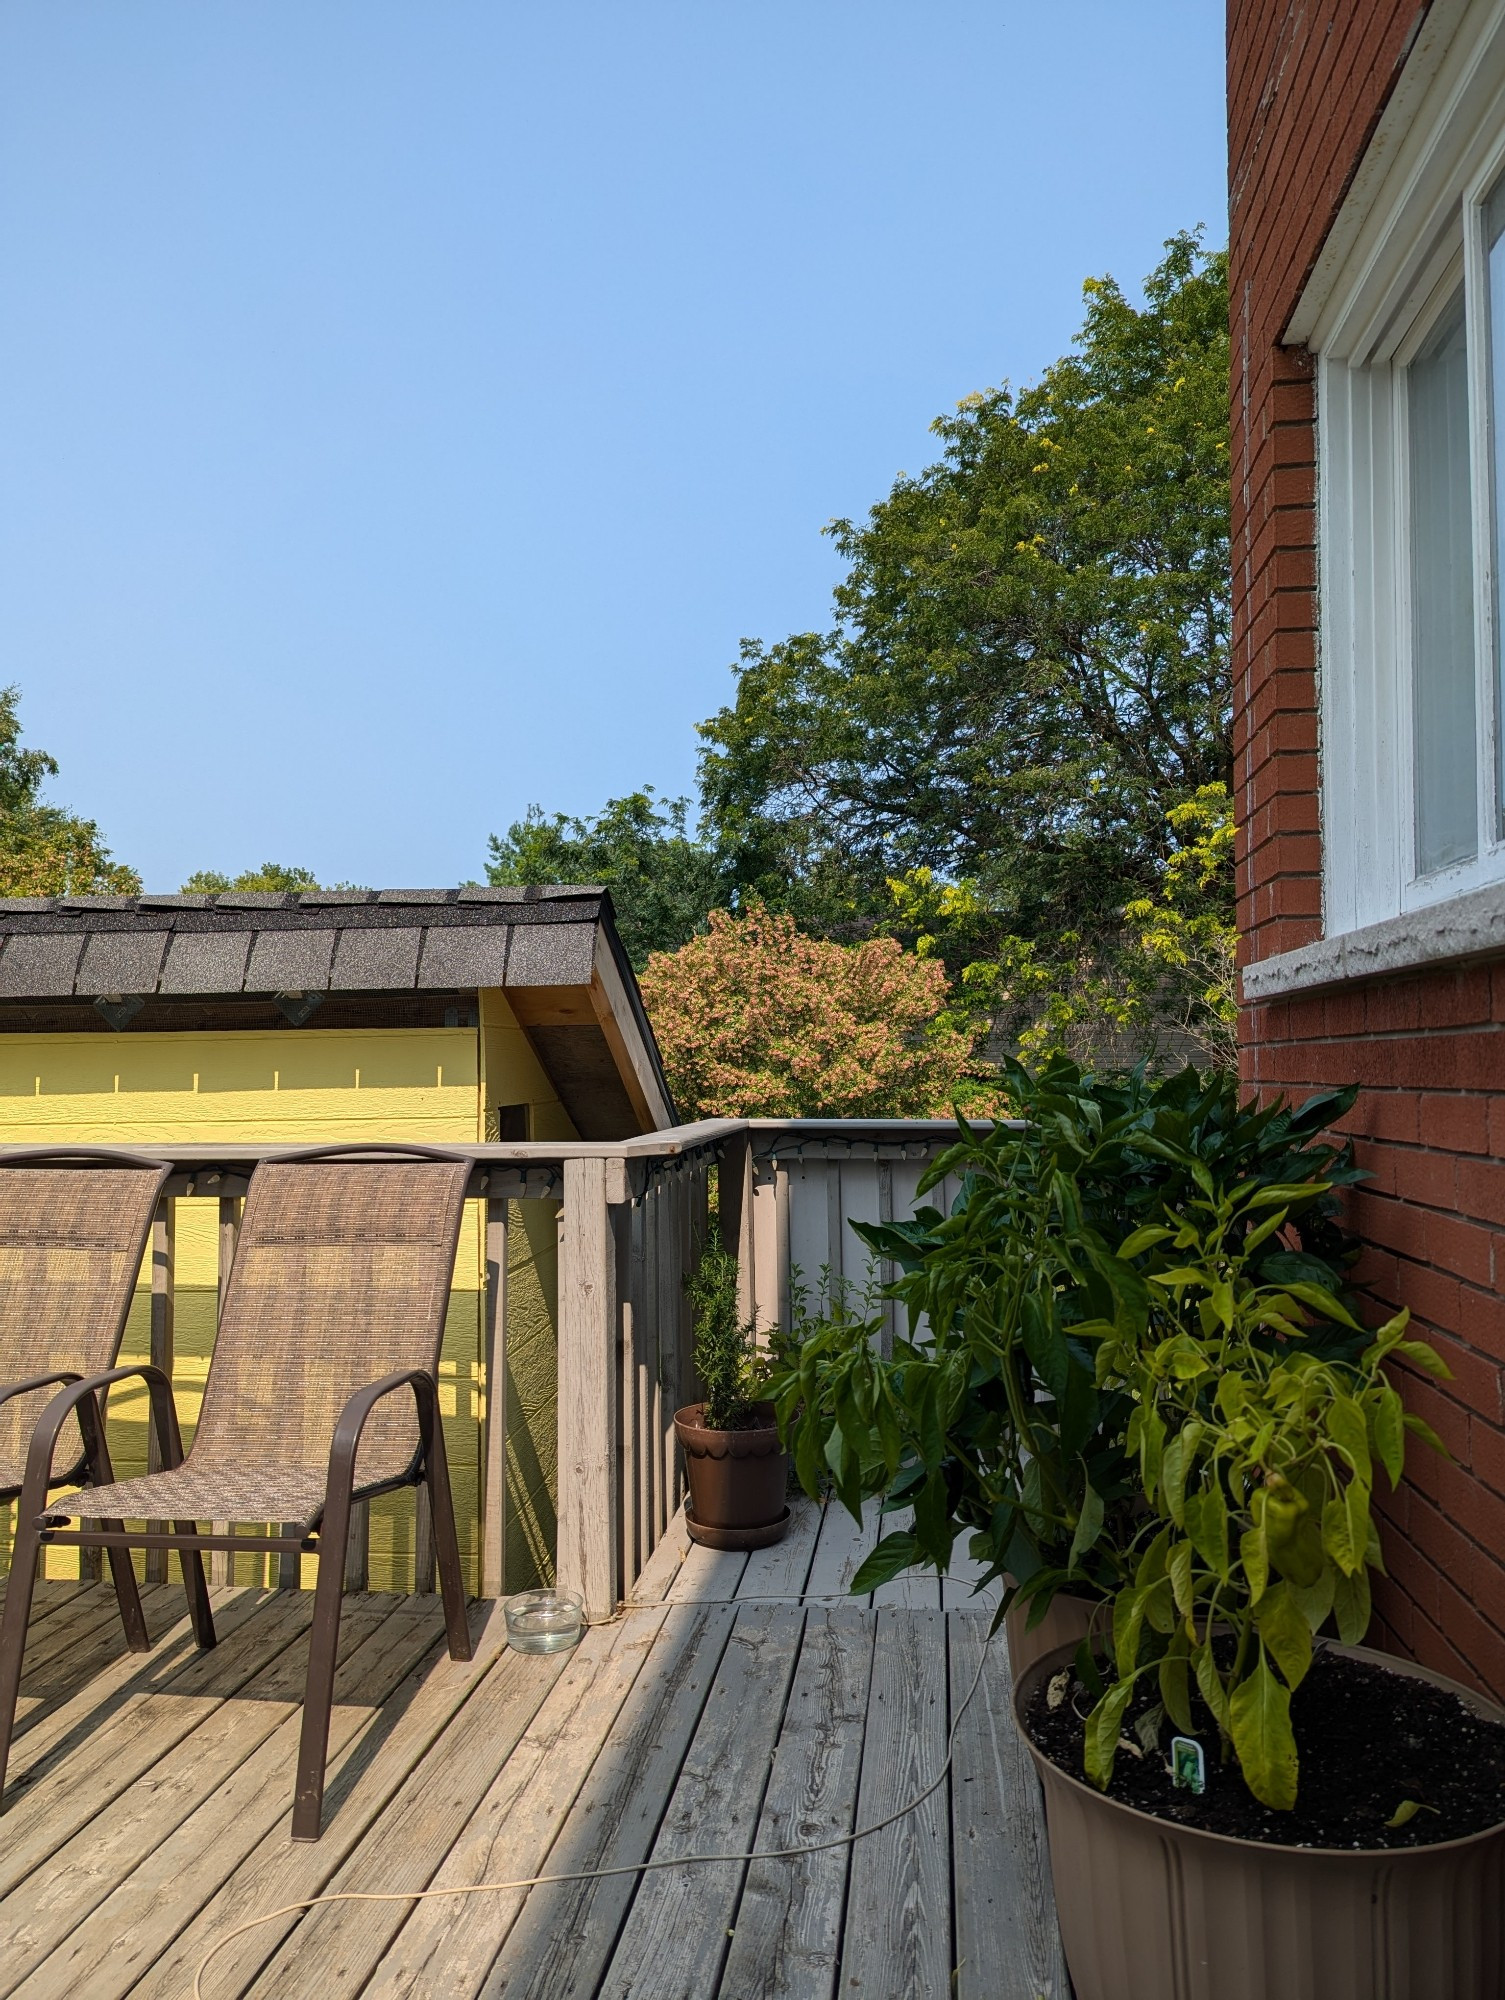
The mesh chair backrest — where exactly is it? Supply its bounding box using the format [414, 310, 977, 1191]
[0, 1152, 170, 1491]
[188, 1153, 472, 1493]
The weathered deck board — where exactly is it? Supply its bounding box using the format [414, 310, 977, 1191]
[358, 1608, 671, 2000]
[718, 1604, 875, 2000]
[598, 1603, 803, 1999]
[129, 1604, 516, 2000]
[870, 1508, 942, 1610]
[484, 1602, 737, 2000]
[0, 1576, 89, 1627]
[839, 1607, 952, 1999]
[948, 1612, 1070, 2000]
[9, 1583, 174, 1728]
[0, 1588, 307, 1898]
[0, 1596, 398, 1997]
[0, 1523, 1066, 2000]
[627, 1506, 691, 1604]
[940, 1544, 1003, 1612]
[10, 1601, 442, 2000]
[666, 1538, 747, 1603]
[241, 1630, 579, 1999]
[803, 1495, 879, 1602]
[736, 1495, 824, 1601]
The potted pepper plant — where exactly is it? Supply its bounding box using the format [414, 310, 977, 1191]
[1012, 1172, 1505, 2000]
[674, 1241, 789, 1550]
[774, 1053, 1505, 2000]
[773, 1055, 1365, 1678]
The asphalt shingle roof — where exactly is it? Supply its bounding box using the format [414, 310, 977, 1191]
[0, 887, 610, 998]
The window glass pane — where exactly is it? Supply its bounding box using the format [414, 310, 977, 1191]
[1408, 288, 1478, 876]
[1486, 177, 1505, 836]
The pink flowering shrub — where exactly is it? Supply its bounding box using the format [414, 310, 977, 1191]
[639, 906, 987, 1119]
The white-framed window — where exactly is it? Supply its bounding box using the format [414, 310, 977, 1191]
[1308, 1, 1505, 937]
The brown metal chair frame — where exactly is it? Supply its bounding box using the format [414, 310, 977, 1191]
[0, 1148, 172, 1710]
[0, 1144, 474, 1842]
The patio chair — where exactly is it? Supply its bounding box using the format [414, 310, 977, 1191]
[0, 1146, 171, 1651]
[0, 1142, 475, 1841]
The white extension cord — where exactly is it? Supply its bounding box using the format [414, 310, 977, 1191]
[191, 1607, 998, 1999]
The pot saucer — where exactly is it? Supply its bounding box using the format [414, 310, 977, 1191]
[684, 1504, 791, 1551]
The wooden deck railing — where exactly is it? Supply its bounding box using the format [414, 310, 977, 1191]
[0, 1119, 980, 1621]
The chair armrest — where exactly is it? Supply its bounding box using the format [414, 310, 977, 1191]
[323, 1369, 438, 1510]
[0, 1370, 81, 1411]
[22, 1365, 182, 1507]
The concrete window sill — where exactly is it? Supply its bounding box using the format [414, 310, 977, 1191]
[1241, 880, 1505, 1001]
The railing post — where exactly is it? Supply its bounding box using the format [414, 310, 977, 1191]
[557, 1156, 619, 1622]
[211, 1195, 240, 1587]
[478, 1195, 509, 1599]
[144, 1195, 175, 1584]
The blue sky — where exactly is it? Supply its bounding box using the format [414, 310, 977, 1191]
[0, 3, 1227, 892]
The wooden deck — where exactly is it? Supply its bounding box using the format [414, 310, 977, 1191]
[0, 1497, 1068, 2000]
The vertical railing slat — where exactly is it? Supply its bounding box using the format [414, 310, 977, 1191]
[661, 1168, 677, 1524]
[557, 1156, 619, 1622]
[277, 1525, 301, 1591]
[630, 1193, 652, 1571]
[210, 1195, 240, 1588]
[344, 1502, 370, 1592]
[654, 1173, 673, 1537]
[144, 1196, 175, 1584]
[479, 1195, 508, 1600]
[614, 1198, 637, 1595]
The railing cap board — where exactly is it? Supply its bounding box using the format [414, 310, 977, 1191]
[0, 1117, 1010, 1177]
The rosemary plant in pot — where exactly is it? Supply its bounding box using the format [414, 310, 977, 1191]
[674, 1242, 789, 1550]
[1013, 1175, 1505, 2000]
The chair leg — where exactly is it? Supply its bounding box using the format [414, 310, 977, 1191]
[423, 1412, 473, 1663]
[174, 1525, 216, 1651]
[0, 1497, 42, 1809]
[292, 1496, 350, 1841]
[76, 1392, 150, 1653]
[102, 1528, 152, 1652]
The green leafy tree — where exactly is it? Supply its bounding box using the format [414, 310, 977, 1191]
[181, 862, 322, 893]
[892, 783, 1238, 1073]
[487, 789, 728, 971]
[0, 687, 139, 896]
[699, 231, 1229, 958]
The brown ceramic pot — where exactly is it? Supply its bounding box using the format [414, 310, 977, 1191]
[673, 1402, 789, 1548]
[1013, 1638, 1505, 2000]
[1003, 1586, 1101, 1682]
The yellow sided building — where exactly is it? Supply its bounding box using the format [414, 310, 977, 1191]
[0, 885, 673, 1592]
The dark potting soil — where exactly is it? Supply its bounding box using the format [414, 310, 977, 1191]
[1022, 1645, 1505, 1848]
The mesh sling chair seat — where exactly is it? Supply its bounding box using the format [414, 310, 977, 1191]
[0, 1143, 475, 1842]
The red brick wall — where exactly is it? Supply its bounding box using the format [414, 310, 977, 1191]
[1231, 1, 1505, 1701]
[1230, 0, 1426, 966]
[1246, 977, 1505, 1696]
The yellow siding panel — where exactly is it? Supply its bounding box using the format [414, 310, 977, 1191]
[0, 1027, 480, 1144]
[0, 1019, 572, 1596]
[0, 1026, 486, 1592]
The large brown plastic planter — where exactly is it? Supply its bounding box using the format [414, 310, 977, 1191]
[674, 1401, 789, 1549]
[1014, 1638, 1505, 2000]
[1004, 1588, 1099, 1681]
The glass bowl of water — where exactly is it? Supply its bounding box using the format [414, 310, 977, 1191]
[504, 1588, 585, 1653]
